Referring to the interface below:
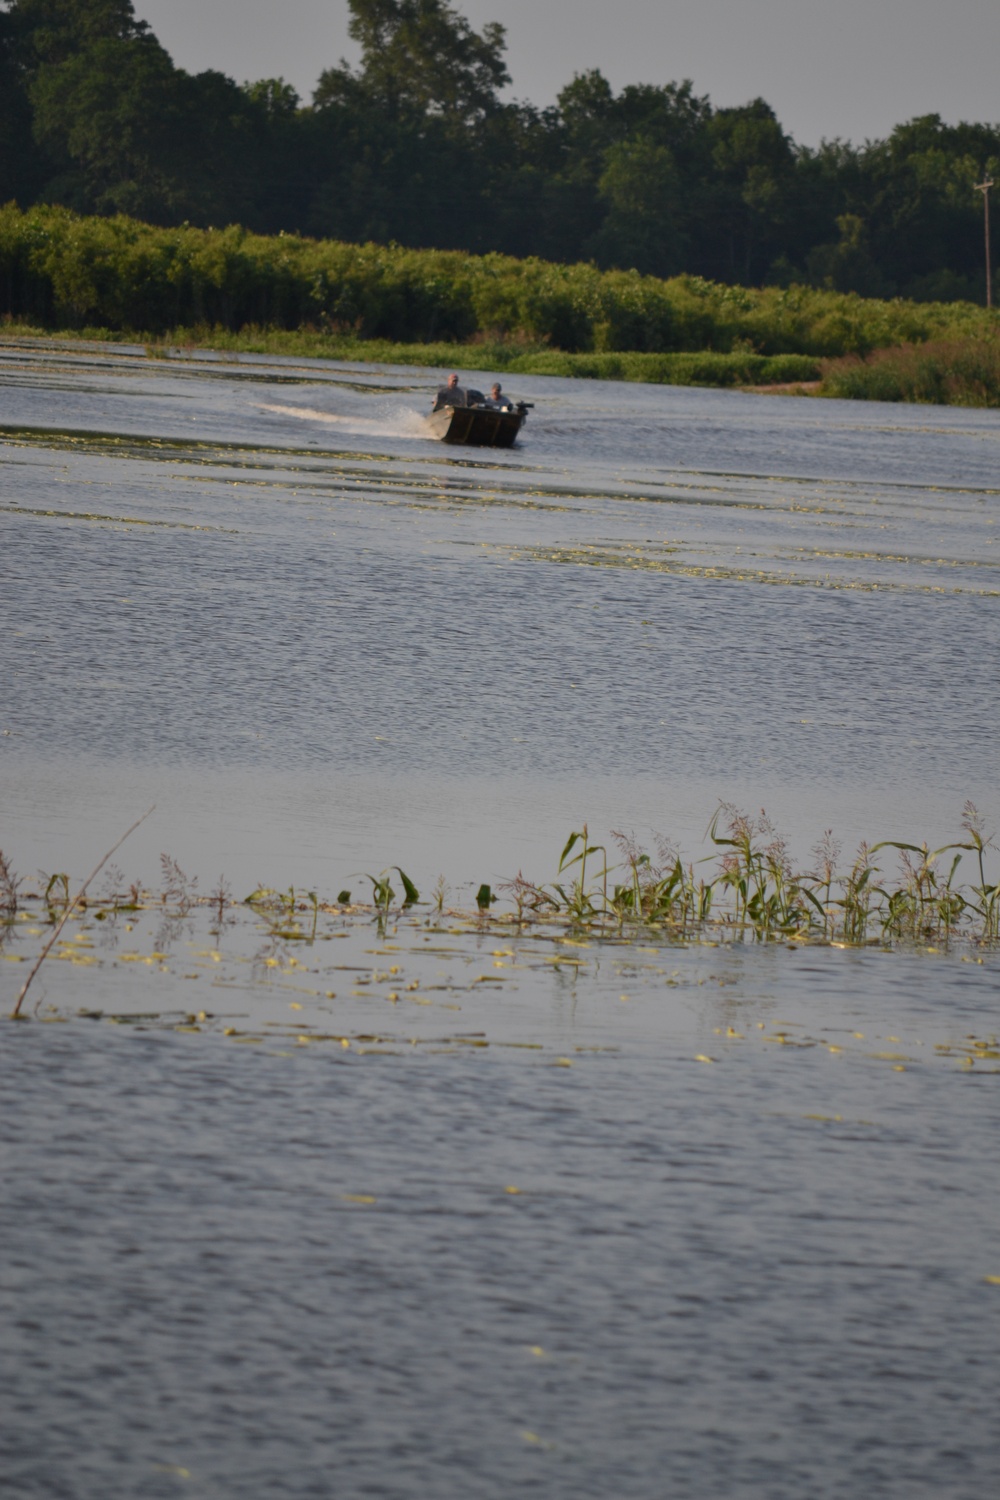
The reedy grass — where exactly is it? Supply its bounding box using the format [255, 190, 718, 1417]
[14, 318, 1000, 405]
[4, 806, 997, 993]
[1, 317, 821, 388]
[0, 849, 20, 914]
[499, 803, 998, 946]
[820, 337, 1000, 406]
[9, 807, 155, 1017]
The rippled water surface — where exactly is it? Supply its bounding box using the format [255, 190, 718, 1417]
[2, 338, 999, 1498]
[2, 336, 998, 879]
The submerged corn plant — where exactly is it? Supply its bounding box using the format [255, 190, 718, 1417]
[494, 803, 998, 947]
[607, 830, 710, 930]
[0, 850, 19, 957]
[837, 842, 878, 944]
[364, 868, 419, 915]
[245, 884, 321, 941]
[4, 806, 997, 1018]
[553, 827, 608, 920]
[960, 801, 1000, 941]
[707, 804, 816, 935]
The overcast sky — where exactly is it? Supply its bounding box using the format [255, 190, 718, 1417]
[134, 0, 1000, 146]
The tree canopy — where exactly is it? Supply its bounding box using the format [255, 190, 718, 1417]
[1, 0, 998, 301]
[315, 0, 509, 124]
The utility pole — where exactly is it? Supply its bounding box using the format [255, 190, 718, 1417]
[974, 175, 994, 308]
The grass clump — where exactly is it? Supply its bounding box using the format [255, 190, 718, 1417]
[498, 803, 999, 946]
[2, 318, 823, 388]
[4, 806, 997, 1005]
[820, 336, 1000, 406]
[0, 850, 21, 916]
[141, 327, 821, 386]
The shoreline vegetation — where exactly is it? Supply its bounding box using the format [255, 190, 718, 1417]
[3, 806, 998, 980]
[3, 206, 1000, 404]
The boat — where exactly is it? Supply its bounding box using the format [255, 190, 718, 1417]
[426, 396, 532, 447]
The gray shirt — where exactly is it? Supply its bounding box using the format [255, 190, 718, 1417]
[432, 385, 467, 410]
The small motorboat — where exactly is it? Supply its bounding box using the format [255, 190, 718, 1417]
[426, 393, 532, 447]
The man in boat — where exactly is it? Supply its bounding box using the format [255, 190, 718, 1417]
[432, 372, 468, 410]
[484, 381, 514, 411]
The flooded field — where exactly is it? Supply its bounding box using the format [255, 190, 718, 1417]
[2, 337, 999, 1498]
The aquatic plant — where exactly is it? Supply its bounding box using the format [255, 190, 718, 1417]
[0, 852, 20, 958]
[364, 868, 419, 914]
[494, 803, 998, 947]
[961, 801, 1000, 941]
[604, 829, 709, 931]
[707, 804, 813, 934]
[837, 842, 878, 944]
[208, 876, 233, 924]
[0, 850, 22, 915]
[245, 884, 321, 941]
[10, 807, 155, 1017]
[4, 805, 997, 1020]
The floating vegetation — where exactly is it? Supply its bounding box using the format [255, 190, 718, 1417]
[8, 807, 155, 1017]
[496, 804, 999, 946]
[2, 804, 997, 1101]
[3, 879, 997, 1087]
[3, 804, 997, 1020]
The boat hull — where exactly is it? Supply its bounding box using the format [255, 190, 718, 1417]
[426, 404, 525, 447]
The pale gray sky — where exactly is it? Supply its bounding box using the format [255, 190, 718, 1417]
[134, 0, 1000, 146]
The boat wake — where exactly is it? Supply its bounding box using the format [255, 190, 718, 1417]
[259, 402, 433, 440]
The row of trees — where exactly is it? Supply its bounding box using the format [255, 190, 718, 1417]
[2, 0, 998, 303]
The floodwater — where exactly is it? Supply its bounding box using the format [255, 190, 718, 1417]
[2, 337, 999, 1498]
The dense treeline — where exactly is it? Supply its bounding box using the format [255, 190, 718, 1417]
[3, 202, 994, 359]
[1, 0, 998, 304]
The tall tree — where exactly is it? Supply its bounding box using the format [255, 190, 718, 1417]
[309, 0, 513, 250]
[4, 0, 149, 65]
[4, 0, 261, 224]
[705, 99, 795, 282]
[314, 0, 508, 126]
[588, 137, 687, 277]
[0, 6, 42, 201]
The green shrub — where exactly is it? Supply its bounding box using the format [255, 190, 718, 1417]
[820, 338, 1000, 405]
[2, 203, 998, 373]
